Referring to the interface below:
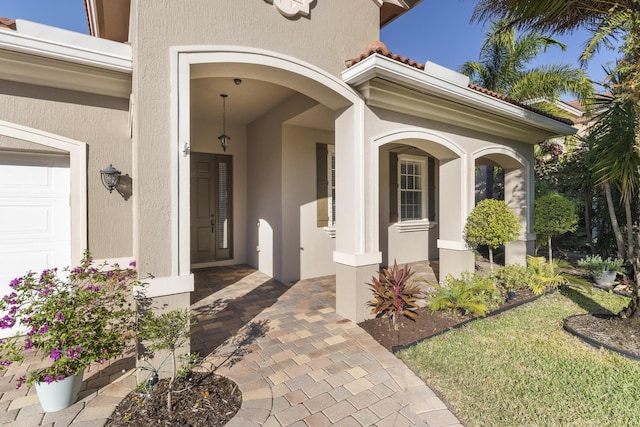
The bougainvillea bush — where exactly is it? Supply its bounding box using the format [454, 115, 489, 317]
[0, 252, 137, 387]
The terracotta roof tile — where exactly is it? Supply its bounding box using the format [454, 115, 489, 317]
[0, 17, 16, 30]
[347, 42, 574, 126]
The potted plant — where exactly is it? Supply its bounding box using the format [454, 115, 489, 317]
[0, 252, 137, 412]
[577, 255, 624, 287]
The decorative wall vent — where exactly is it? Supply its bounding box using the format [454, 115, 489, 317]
[265, 0, 313, 17]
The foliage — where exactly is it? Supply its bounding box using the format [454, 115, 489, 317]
[137, 308, 195, 412]
[464, 199, 522, 271]
[459, 19, 593, 112]
[427, 272, 503, 316]
[585, 72, 640, 260]
[472, 0, 640, 318]
[526, 255, 592, 295]
[578, 255, 625, 274]
[399, 288, 635, 427]
[366, 261, 422, 330]
[0, 253, 137, 387]
[534, 192, 578, 263]
[494, 264, 531, 292]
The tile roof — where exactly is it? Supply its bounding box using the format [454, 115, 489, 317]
[347, 41, 574, 126]
[0, 17, 16, 30]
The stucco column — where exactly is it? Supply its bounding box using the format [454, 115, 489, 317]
[437, 157, 474, 279]
[504, 167, 533, 265]
[333, 103, 380, 322]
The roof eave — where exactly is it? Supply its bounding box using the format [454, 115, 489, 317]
[342, 54, 577, 142]
[0, 20, 132, 98]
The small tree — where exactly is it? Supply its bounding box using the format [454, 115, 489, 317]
[534, 193, 578, 265]
[137, 309, 195, 412]
[464, 199, 522, 271]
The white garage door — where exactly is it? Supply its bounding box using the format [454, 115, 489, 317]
[0, 152, 71, 337]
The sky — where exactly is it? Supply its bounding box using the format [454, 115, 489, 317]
[1, 0, 621, 96]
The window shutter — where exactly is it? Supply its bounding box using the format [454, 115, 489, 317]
[316, 143, 329, 227]
[389, 152, 398, 223]
[428, 157, 436, 221]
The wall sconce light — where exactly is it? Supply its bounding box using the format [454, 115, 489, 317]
[100, 164, 121, 193]
[217, 93, 231, 152]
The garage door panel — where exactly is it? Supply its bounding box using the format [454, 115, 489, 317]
[0, 205, 51, 234]
[0, 249, 53, 282]
[0, 153, 70, 338]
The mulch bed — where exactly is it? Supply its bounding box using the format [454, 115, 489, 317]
[564, 313, 640, 360]
[105, 372, 241, 426]
[359, 289, 539, 351]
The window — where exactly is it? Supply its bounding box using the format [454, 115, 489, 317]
[390, 152, 432, 225]
[399, 156, 425, 221]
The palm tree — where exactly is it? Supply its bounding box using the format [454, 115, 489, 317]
[461, 19, 593, 199]
[473, 0, 640, 318]
[460, 19, 593, 109]
[473, 1, 640, 125]
[585, 74, 640, 260]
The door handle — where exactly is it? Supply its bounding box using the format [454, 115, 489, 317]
[211, 214, 215, 233]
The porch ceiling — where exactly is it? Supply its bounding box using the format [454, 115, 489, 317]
[190, 77, 335, 130]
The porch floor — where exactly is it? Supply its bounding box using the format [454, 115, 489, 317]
[1, 261, 460, 426]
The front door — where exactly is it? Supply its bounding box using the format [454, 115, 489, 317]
[190, 152, 233, 263]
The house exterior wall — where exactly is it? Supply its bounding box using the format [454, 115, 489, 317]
[131, 0, 378, 278]
[0, 81, 132, 260]
[282, 125, 336, 282]
[246, 94, 334, 281]
[365, 106, 535, 276]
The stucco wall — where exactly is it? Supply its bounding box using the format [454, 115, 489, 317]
[0, 81, 132, 259]
[366, 106, 535, 266]
[282, 125, 336, 282]
[246, 94, 320, 280]
[131, 0, 378, 277]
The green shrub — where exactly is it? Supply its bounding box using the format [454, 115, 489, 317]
[428, 272, 502, 316]
[464, 199, 522, 271]
[534, 192, 578, 264]
[526, 256, 591, 295]
[366, 261, 423, 330]
[494, 264, 530, 292]
[577, 255, 624, 273]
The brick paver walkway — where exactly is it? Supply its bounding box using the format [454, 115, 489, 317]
[1, 263, 461, 426]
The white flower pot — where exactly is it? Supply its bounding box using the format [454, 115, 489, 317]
[594, 270, 617, 287]
[34, 371, 83, 412]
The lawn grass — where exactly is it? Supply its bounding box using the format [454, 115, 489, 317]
[397, 287, 640, 427]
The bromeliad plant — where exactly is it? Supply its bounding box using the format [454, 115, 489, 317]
[366, 261, 423, 330]
[0, 252, 137, 387]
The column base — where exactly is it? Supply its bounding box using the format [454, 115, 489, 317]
[335, 262, 379, 323]
[505, 235, 535, 266]
[437, 247, 475, 282]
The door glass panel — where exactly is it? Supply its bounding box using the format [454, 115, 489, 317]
[218, 163, 228, 250]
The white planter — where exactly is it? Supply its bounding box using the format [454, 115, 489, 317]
[594, 270, 617, 287]
[34, 371, 83, 412]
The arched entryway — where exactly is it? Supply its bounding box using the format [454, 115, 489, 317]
[371, 129, 475, 281]
[170, 47, 368, 319]
[473, 146, 533, 265]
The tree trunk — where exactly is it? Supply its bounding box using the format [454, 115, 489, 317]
[604, 181, 625, 259]
[489, 247, 494, 272]
[584, 188, 593, 253]
[548, 235, 553, 273]
[625, 194, 633, 260]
